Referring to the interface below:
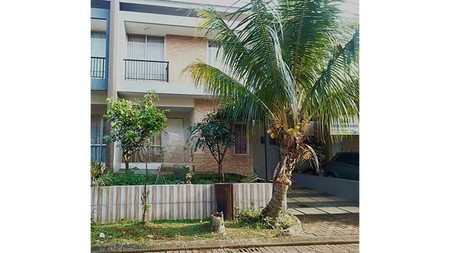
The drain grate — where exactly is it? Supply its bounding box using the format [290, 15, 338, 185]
[236, 248, 260, 252]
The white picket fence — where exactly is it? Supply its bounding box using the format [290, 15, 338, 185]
[91, 183, 273, 223]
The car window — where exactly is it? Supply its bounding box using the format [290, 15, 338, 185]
[336, 153, 359, 166]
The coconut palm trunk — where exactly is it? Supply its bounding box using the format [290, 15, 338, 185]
[261, 127, 306, 218]
[261, 157, 291, 218]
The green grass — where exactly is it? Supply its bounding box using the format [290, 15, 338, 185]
[91, 218, 281, 245]
[91, 208, 298, 246]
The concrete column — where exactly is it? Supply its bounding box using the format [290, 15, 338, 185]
[106, 0, 121, 171]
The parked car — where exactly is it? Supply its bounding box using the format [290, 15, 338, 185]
[323, 152, 359, 181]
[295, 153, 326, 176]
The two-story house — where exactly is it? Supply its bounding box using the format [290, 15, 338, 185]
[90, 0, 261, 175]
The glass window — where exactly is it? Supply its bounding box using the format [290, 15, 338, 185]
[234, 123, 247, 155]
[91, 32, 107, 79]
[129, 134, 163, 163]
[91, 31, 106, 57]
[336, 153, 359, 166]
[127, 35, 164, 60]
[91, 115, 107, 163]
[208, 41, 228, 72]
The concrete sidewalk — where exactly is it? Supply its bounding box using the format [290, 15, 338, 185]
[92, 187, 359, 253]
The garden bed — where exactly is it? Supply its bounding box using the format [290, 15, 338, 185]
[97, 168, 254, 186]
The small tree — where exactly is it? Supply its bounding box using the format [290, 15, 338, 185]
[190, 112, 234, 182]
[103, 92, 167, 171]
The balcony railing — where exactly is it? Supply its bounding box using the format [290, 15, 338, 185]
[91, 57, 106, 79]
[124, 59, 169, 82]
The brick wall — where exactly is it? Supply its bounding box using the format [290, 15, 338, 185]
[192, 99, 254, 176]
[166, 34, 207, 83]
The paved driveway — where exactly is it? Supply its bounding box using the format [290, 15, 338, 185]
[286, 185, 359, 216]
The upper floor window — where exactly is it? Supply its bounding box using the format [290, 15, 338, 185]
[127, 35, 164, 60]
[91, 31, 106, 57]
[234, 123, 247, 155]
[208, 41, 238, 79]
[91, 31, 107, 79]
[125, 35, 167, 81]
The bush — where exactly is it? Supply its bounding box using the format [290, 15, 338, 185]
[190, 172, 247, 184]
[91, 161, 106, 186]
[235, 208, 298, 230]
[235, 207, 262, 225]
[93, 169, 251, 186]
[172, 166, 190, 181]
[97, 168, 184, 186]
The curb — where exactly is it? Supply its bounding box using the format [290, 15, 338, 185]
[91, 235, 359, 253]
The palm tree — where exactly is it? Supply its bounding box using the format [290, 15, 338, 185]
[184, 0, 359, 219]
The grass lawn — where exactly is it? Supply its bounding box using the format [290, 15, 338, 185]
[91, 219, 282, 245]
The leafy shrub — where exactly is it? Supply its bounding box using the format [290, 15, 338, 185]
[172, 166, 190, 181]
[235, 208, 298, 230]
[93, 169, 250, 186]
[190, 172, 247, 184]
[91, 161, 107, 186]
[98, 168, 183, 186]
[101, 168, 148, 185]
[194, 179, 217, 184]
[191, 173, 219, 183]
[235, 207, 262, 225]
[262, 212, 298, 229]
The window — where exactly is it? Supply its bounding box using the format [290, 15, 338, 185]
[91, 32, 107, 79]
[129, 134, 163, 163]
[126, 35, 166, 81]
[336, 153, 359, 166]
[91, 31, 106, 57]
[234, 123, 247, 155]
[91, 115, 107, 163]
[208, 41, 228, 72]
[127, 35, 164, 60]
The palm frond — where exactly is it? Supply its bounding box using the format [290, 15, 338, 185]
[183, 61, 274, 121]
[306, 28, 359, 130]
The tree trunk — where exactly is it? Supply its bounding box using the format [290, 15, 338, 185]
[210, 212, 226, 234]
[218, 162, 224, 182]
[261, 177, 289, 218]
[123, 153, 130, 171]
[261, 154, 298, 219]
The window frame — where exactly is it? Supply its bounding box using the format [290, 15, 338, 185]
[91, 115, 107, 163]
[234, 123, 248, 155]
[126, 34, 165, 60]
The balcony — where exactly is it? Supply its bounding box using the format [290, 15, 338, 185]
[91, 57, 106, 79]
[91, 56, 108, 91]
[124, 59, 169, 82]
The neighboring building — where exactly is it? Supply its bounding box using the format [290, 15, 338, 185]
[90, 0, 254, 175]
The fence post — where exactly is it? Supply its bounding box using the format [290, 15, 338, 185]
[215, 183, 235, 220]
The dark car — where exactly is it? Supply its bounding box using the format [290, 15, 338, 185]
[323, 152, 359, 181]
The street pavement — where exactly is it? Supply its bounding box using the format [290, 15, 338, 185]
[150, 243, 359, 252]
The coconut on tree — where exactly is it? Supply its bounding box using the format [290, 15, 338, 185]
[184, 0, 359, 219]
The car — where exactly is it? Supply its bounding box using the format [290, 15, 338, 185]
[323, 152, 359, 181]
[295, 151, 326, 176]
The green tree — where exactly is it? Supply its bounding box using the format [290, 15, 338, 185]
[190, 112, 235, 182]
[103, 92, 167, 171]
[184, 0, 359, 218]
